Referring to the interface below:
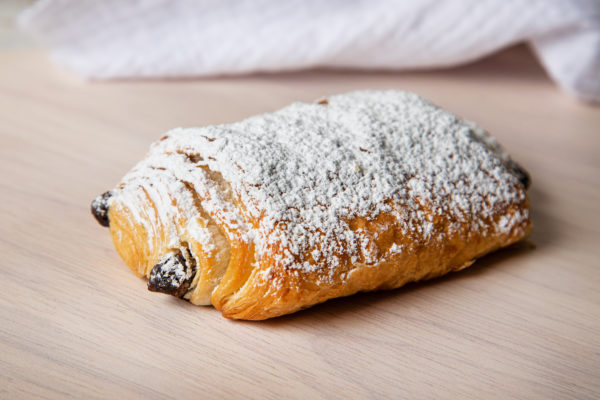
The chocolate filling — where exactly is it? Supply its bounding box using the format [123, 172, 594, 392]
[91, 191, 112, 227]
[508, 161, 531, 189]
[148, 251, 195, 298]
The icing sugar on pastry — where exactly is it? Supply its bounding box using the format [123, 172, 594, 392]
[109, 90, 529, 278]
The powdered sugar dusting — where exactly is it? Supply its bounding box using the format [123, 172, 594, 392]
[186, 217, 216, 252]
[110, 90, 528, 281]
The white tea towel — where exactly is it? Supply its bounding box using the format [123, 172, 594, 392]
[19, 0, 600, 102]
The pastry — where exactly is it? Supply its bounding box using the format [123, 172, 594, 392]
[92, 90, 531, 320]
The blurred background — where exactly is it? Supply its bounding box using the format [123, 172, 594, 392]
[7, 0, 600, 102]
[1, 0, 35, 49]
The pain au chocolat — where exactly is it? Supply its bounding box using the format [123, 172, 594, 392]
[92, 90, 531, 320]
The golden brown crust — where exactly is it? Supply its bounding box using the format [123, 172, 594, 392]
[213, 198, 530, 320]
[106, 186, 530, 320]
[95, 90, 532, 320]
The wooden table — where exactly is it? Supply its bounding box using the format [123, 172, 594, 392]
[1, 46, 599, 399]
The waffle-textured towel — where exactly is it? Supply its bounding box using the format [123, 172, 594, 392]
[19, 0, 600, 102]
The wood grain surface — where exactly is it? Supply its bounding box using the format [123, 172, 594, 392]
[1, 46, 599, 399]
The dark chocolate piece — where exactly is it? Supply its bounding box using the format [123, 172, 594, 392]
[508, 161, 531, 189]
[91, 191, 112, 227]
[148, 253, 193, 298]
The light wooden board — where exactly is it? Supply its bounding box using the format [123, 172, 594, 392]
[1, 47, 599, 399]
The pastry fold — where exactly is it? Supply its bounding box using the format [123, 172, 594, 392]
[92, 91, 531, 320]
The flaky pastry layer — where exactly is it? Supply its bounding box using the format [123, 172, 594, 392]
[92, 91, 531, 320]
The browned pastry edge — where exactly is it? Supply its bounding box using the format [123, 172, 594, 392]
[93, 178, 531, 320]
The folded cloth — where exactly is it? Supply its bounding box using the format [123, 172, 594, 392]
[19, 0, 600, 102]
